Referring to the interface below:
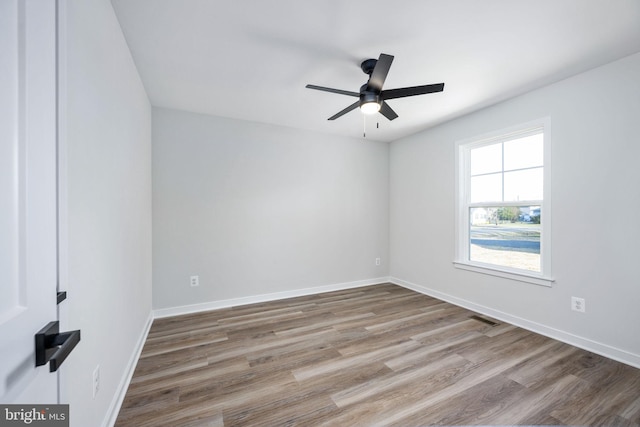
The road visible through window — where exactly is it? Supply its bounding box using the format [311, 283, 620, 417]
[470, 219, 541, 272]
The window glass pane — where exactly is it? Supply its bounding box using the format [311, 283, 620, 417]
[504, 133, 543, 171]
[470, 143, 502, 176]
[504, 167, 543, 201]
[469, 206, 541, 272]
[470, 173, 502, 203]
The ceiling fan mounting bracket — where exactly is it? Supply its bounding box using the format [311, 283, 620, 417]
[360, 58, 378, 75]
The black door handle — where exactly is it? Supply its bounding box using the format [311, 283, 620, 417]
[35, 321, 81, 372]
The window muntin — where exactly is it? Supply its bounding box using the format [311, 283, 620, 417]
[469, 132, 543, 204]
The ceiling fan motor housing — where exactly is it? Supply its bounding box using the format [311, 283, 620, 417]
[359, 86, 380, 108]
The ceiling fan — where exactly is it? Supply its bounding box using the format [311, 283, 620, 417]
[306, 53, 444, 121]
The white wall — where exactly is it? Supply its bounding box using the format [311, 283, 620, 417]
[152, 108, 389, 311]
[390, 52, 640, 367]
[59, 0, 152, 426]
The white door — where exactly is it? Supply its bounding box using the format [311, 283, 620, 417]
[0, 0, 60, 403]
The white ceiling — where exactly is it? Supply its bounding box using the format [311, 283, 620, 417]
[111, 0, 640, 142]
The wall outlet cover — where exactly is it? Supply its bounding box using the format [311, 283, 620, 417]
[571, 296, 586, 313]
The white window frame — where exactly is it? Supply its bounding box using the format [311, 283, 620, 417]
[454, 118, 553, 286]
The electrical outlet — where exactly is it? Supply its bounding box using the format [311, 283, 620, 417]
[92, 365, 100, 398]
[571, 297, 586, 313]
[190, 275, 199, 287]
[375, 258, 381, 266]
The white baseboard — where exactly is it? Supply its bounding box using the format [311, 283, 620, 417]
[153, 277, 391, 318]
[103, 311, 154, 427]
[389, 276, 640, 369]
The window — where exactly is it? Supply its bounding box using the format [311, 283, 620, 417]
[455, 119, 552, 286]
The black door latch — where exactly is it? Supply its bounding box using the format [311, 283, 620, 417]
[35, 321, 81, 372]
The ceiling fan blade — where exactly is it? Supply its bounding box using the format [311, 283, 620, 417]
[306, 84, 359, 97]
[328, 101, 360, 120]
[379, 102, 398, 121]
[367, 53, 394, 92]
[381, 83, 445, 100]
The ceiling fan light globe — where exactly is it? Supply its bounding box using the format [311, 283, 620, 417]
[360, 101, 380, 115]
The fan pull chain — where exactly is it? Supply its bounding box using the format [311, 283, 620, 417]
[363, 114, 366, 138]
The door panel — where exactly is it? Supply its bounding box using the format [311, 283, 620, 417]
[0, 0, 59, 403]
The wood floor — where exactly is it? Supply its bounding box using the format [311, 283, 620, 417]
[116, 284, 640, 426]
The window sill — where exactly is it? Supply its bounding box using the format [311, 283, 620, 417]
[453, 261, 554, 287]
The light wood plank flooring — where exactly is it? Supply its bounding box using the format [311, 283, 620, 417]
[116, 284, 640, 426]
